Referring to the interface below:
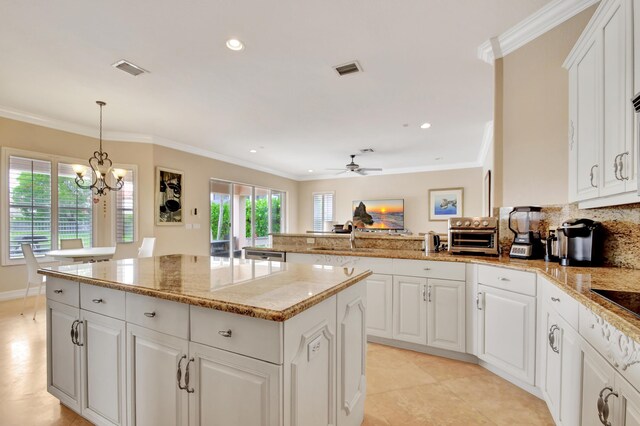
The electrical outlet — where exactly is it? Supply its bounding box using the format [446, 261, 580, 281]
[307, 238, 315, 244]
[308, 335, 322, 361]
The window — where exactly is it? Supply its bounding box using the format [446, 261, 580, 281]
[313, 192, 334, 232]
[115, 168, 135, 243]
[8, 156, 52, 258]
[58, 163, 93, 248]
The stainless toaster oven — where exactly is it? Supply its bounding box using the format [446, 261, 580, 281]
[448, 217, 499, 256]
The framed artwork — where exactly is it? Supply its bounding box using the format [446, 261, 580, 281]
[156, 167, 183, 225]
[484, 170, 492, 217]
[428, 187, 463, 221]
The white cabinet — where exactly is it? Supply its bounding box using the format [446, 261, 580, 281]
[365, 274, 393, 338]
[126, 323, 189, 426]
[47, 299, 82, 413]
[188, 342, 281, 426]
[540, 304, 582, 426]
[81, 310, 127, 426]
[477, 284, 536, 385]
[581, 340, 616, 426]
[566, 0, 637, 206]
[392, 275, 427, 345]
[427, 279, 466, 353]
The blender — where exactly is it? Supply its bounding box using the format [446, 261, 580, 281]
[508, 206, 545, 259]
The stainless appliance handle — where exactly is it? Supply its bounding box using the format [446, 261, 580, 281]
[590, 164, 598, 188]
[449, 229, 497, 234]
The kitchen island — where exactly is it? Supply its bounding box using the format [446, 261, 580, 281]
[38, 255, 371, 426]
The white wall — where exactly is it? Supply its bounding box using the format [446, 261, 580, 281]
[297, 167, 484, 234]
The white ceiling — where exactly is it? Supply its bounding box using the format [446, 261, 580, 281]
[0, 0, 551, 180]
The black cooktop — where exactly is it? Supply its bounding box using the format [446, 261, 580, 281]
[591, 288, 640, 319]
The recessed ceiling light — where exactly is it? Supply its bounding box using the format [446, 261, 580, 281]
[249, 149, 257, 153]
[308, 169, 314, 173]
[420, 122, 432, 129]
[226, 38, 244, 51]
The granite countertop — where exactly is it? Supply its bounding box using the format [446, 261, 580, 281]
[247, 244, 640, 342]
[38, 254, 371, 322]
[271, 232, 424, 240]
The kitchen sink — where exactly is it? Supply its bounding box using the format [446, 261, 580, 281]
[590, 288, 640, 319]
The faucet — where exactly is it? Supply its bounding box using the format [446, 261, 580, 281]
[343, 220, 356, 249]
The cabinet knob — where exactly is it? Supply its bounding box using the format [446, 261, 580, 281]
[218, 329, 232, 338]
[53, 289, 63, 294]
[92, 298, 103, 304]
[143, 312, 156, 318]
[551, 297, 560, 303]
[498, 277, 510, 282]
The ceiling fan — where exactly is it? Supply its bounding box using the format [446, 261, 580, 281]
[327, 154, 383, 176]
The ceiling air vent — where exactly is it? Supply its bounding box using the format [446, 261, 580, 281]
[334, 61, 362, 76]
[112, 60, 148, 77]
[359, 148, 374, 154]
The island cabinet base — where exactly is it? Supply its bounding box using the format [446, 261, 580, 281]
[46, 278, 367, 426]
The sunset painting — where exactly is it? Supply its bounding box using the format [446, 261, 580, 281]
[352, 199, 404, 230]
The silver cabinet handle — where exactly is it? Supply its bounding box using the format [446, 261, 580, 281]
[619, 152, 629, 181]
[551, 297, 560, 302]
[476, 292, 483, 310]
[218, 329, 232, 338]
[144, 312, 156, 318]
[498, 277, 510, 281]
[92, 298, 103, 304]
[598, 386, 618, 426]
[185, 357, 195, 393]
[427, 285, 432, 303]
[614, 154, 622, 181]
[569, 120, 575, 150]
[74, 320, 83, 347]
[590, 164, 599, 188]
[548, 324, 560, 353]
[176, 355, 187, 391]
[54, 289, 63, 294]
[70, 319, 79, 345]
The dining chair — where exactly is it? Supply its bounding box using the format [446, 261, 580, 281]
[60, 238, 84, 249]
[138, 237, 156, 258]
[21, 243, 46, 320]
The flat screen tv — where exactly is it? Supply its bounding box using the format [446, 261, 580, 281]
[352, 199, 404, 230]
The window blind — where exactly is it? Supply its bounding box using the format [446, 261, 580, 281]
[115, 169, 135, 243]
[8, 156, 52, 258]
[58, 163, 93, 248]
[313, 192, 334, 231]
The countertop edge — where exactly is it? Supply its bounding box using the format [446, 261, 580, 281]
[38, 267, 373, 322]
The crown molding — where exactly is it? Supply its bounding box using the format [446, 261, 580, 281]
[478, 0, 599, 64]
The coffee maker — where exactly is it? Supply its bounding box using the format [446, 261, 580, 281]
[508, 206, 544, 259]
[557, 218, 603, 266]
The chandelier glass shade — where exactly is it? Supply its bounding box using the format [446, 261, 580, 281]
[74, 101, 126, 196]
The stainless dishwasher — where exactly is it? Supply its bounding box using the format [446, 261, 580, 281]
[244, 249, 286, 262]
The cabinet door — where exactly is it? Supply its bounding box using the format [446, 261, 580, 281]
[600, 0, 632, 196]
[581, 341, 616, 426]
[477, 285, 536, 384]
[127, 323, 189, 426]
[426, 279, 465, 353]
[617, 372, 640, 426]
[574, 35, 602, 201]
[47, 299, 81, 413]
[81, 310, 126, 426]
[337, 281, 367, 426]
[541, 306, 562, 422]
[188, 342, 281, 426]
[365, 274, 393, 338]
[392, 276, 427, 345]
[558, 316, 583, 426]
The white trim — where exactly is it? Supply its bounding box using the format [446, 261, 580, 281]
[0, 284, 46, 302]
[111, 163, 139, 245]
[476, 121, 494, 167]
[478, 0, 599, 64]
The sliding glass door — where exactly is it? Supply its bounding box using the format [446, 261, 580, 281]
[210, 179, 286, 258]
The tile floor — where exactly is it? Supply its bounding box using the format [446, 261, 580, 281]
[1, 296, 553, 425]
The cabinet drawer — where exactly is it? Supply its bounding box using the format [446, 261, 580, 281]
[46, 277, 79, 307]
[478, 265, 536, 296]
[80, 284, 126, 320]
[125, 293, 189, 338]
[190, 306, 283, 364]
[541, 278, 579, 330]
[392, 259, 465, 281]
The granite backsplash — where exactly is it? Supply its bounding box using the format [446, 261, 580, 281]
[496, 203, 640, 269]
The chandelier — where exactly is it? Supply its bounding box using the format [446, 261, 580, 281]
[73, 101, 126, 196]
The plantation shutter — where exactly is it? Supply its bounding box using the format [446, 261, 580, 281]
[312, 192, 334, 231]
[8, 156, 52, 258]
[115, 168, 135, 243]
[58, 163, 93, 248]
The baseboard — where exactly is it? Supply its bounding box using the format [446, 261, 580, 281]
[367, 336, 479, 363]
[478, 360, 543, 399]
[0, 284, 46, 302]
